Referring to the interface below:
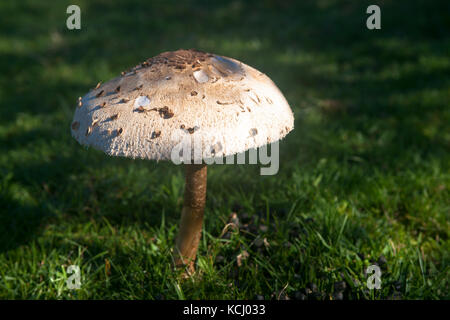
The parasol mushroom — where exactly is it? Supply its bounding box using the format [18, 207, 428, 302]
[70, 49, 294, 273]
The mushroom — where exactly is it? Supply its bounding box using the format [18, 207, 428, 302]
[70, 49, 294, 274]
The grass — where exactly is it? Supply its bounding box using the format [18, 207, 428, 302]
[0, 0, 449, 299]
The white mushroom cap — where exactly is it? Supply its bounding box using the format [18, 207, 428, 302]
[71, 49, 294, 161]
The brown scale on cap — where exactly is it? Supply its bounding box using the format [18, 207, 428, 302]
[136, 106, 157, 113]
[151, 130, 161, 139]
[180, 124, 199, 134]
[118, 49, 246, 87]
[187, 126, 199, 134]
[96, 90, 105, 98]
[71, 121, 80, 130]
[119, 50, 211, 76]
[158, 106, 174, 119]
[216, 100, 233, 105]
[145, 49, 213, 70]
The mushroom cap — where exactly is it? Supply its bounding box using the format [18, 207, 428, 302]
[71, 49, 294, 161]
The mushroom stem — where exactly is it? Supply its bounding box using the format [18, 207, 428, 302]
[175, 163, 207, 272]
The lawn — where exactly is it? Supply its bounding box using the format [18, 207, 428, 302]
[0, 0, 448, 299]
